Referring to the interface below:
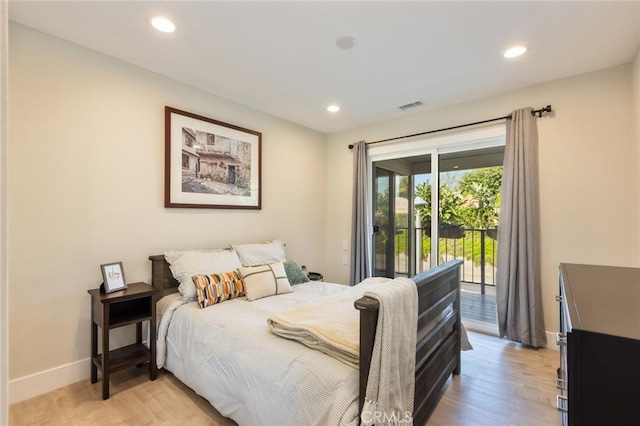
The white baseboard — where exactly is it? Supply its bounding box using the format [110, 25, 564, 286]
[9, 357, 90, 404]
[546, 331, 559, 351]
[462, 319, 558, 351]
[462, 318, 499, 336]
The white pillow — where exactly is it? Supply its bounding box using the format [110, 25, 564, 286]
[238, 262, 293, 301]
[164, 249, 242, 301]
[231, 240, 287, 267]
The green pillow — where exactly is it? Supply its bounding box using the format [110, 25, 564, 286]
[283, 261, 310, 285]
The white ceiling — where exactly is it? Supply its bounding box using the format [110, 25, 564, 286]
[9, 1, 640, 134]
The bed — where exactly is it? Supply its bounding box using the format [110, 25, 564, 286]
[149, 254, 463, 425]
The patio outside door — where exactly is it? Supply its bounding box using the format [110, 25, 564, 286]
[372, 161, 427, 278]
[371, 146, 503, 333]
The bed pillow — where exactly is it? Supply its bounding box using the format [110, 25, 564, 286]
[238, 262, 293, 301]
[283, 261, 309, 285]
[164, 249, 243, 301]
[231, 240, 286, 267]
[192, 271, 245, 309]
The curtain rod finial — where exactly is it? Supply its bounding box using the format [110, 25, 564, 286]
[348, 144, 354, 149]
[534, 105, 552, 118]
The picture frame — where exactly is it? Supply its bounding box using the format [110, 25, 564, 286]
[100, 261, 127, 293]
[165, 106, 262, 209]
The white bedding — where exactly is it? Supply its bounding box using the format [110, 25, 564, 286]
[155, 280, 469, 426]
[156, 281, 361, 426]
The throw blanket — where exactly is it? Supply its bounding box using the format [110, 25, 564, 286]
[362, 278, 417, 426]
[268, 277, 418, 425]
[267, 278, 391, 368]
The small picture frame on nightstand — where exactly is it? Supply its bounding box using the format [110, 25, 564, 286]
[100, 261, 127, 293]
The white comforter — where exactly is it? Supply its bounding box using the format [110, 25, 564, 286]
[156, 281, 360, 426]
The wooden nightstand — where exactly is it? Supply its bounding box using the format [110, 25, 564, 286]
[88, 282, 159, 400]
[308, 272, 323, 281]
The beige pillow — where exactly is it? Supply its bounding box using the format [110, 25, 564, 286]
[238, 262, 293, 301]
[164, 249, 243, 301]
[232, 240, 286, 267]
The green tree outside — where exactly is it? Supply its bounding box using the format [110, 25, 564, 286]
[416, 167, 502, 266]
[376, 166, 503, 270]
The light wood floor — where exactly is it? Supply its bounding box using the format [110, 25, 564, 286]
[10, 331, 560, 425]
[429, 332, 560, 426]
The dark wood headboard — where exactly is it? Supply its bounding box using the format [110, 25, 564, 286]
[148, 255, 179, 297]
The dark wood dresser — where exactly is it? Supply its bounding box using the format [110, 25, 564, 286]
[557, 263, 640, 426]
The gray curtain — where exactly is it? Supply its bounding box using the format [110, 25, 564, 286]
[350, 140, 370, 285]
[496, 108, 547, 347]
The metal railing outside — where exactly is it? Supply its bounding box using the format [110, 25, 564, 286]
[394, 227, 497, 294]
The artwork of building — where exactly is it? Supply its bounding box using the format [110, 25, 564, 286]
[181, 127, 252, 195]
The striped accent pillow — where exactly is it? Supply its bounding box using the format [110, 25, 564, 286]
[192, 271, 246, 309]
[238, 262, 293, 301]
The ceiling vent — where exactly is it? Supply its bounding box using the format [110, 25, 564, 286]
[398, 101, 423, 111]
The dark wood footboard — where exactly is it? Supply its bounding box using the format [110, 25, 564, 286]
[355, 260, 463, 425]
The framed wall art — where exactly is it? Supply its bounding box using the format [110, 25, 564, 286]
[100, 261, 127, 293]
[165, 106, 262, 209]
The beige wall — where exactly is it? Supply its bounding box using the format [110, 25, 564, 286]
[1, 0, 8, 421]
[325, 64, 640, 338]
[633, 47, 640, 248]
[8, 24, 327, 381]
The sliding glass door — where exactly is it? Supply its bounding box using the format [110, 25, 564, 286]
[371, 146, 504, 276]
[372, 156, 431, 278]
[370, 144, 504, 331]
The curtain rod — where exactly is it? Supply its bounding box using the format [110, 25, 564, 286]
[348, 105, 552, 149]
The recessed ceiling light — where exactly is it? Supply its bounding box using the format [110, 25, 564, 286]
[503, 45, 527, 59]
[151, 17, 176, 33]
[327, 105, 340, 113]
